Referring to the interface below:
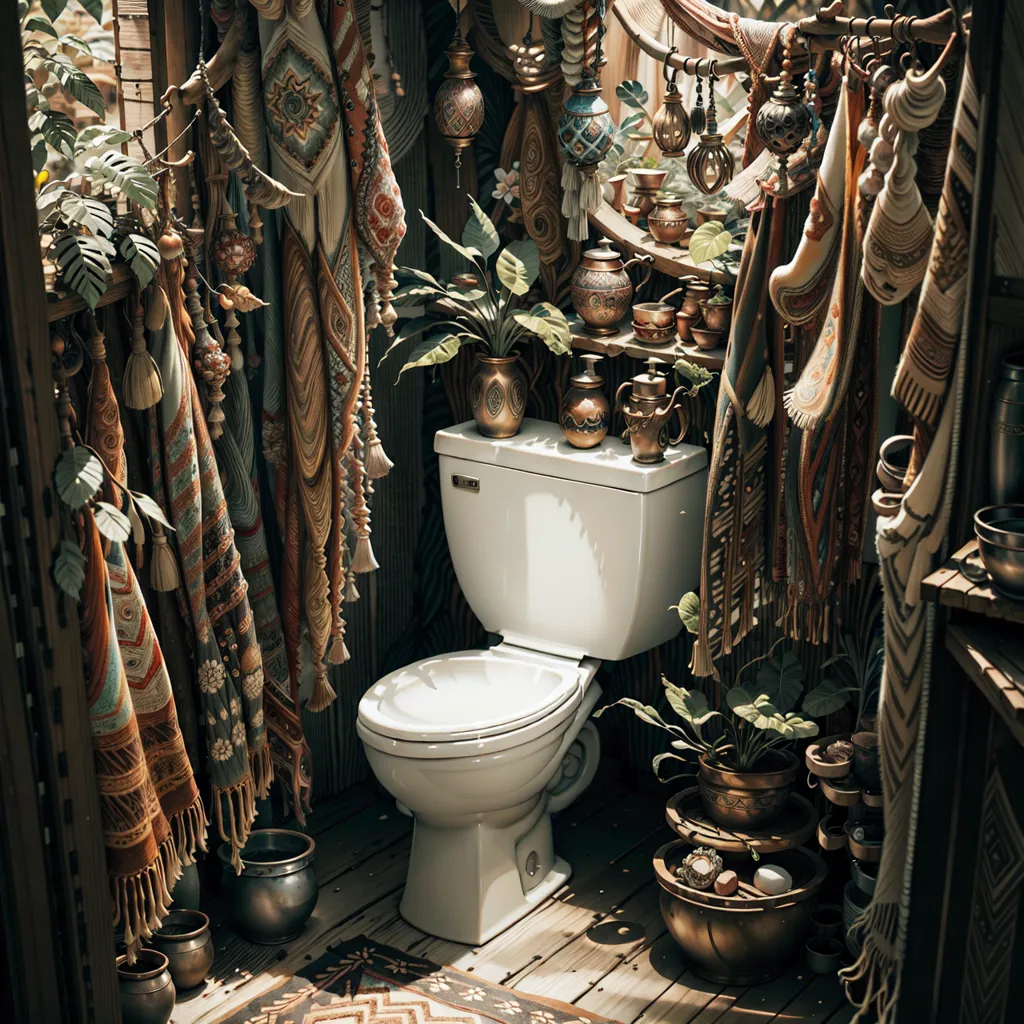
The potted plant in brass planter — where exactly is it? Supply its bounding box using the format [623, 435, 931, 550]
[597, 636, 819, 830]
[386, 197, 571, 438]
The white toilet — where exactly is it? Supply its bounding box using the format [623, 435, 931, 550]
[356, 418, 708, 944]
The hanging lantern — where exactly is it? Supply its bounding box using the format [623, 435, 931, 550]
[211, 211, 258, 281]
[558, 70, 615, 240]
[754, 36, 811, 197]
[434, 2, 484, 189]
[686, 62, 734, 196]
[651, 52, 691, 159]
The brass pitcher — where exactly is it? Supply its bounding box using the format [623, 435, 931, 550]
[571, 238, 654, 336]
[615, 358, 688, 464]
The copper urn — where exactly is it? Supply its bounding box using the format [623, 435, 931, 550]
[615, 357, 688, 464]
[470, 353, 528, 438]
[647, 194, 690, 245]
[559, 354, 609, 449]
[571, 238, 653, 336]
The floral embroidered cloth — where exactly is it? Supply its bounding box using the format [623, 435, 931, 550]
[211, 936, 622, 1024]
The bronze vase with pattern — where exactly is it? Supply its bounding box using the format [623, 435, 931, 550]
[470, 353, 528, 438]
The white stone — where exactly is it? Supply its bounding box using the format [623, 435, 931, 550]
[754, 865, 793, 896]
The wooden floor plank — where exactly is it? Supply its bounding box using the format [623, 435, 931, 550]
[572, 931, 687, 1022]
[771, 973, 847, 1023]
[511, 881, 664, 1000]
[712, 965, 814, 1023]
[291, 782, 381, 837]
[822, 1000, 856, 1024]
[313, 800, 412, 884]
[672, 985, 746, 1024]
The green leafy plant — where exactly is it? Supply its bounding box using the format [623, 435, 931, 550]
[596, 638, 820, 778]
[801, 631, 884, 726]
[384, 197, 572, 377]
[706, 284, 732, 305]
[21, 1, 159, 308]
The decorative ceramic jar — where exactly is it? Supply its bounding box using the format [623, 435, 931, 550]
[117, 950, 175, 1024]
[614, 357, 688, 464]
[150, 909, 215, 991]
[991, 352, 1024, 504]
[559, 354, 610, 449]
[655, 842, 826, 984]
[571, 238, 653, 336]
[647, 194, 690, 245]
[557, 73, 615, 172]
[628, 168, 669, 220]
[219, 829, 318, 945]
[696, 750, 799, 830]
[469, 354, 528, 438]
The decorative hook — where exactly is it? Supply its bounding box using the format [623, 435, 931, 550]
[663, 46, 679, 88]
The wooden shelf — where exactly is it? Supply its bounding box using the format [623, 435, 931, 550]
[588, 201, 736, 286]
[45, 263, 134, 323]
[921, 538, 1024, 624]
[570, 317, 726, 371]
[947, 624, 1024, 747]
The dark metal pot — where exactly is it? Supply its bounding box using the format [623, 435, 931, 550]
[117, 950, 175, 1024]
[150, 909, 214, 991]
[991, 352, 1024, 504]
[219, 829, 318, 945]
[851, 732, 881, 791]
[655, 841, 825, 984]
[697, 750, 799, 830]
[168, 860, 200, 910]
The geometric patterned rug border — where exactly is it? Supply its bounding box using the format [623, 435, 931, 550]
[211, 935, 624, 1024]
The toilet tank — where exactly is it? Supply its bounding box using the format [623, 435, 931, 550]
[434, 419, 709, 662]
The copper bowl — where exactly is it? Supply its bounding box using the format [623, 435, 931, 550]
[676, 311, 699, 342]
[975, 506, 1024, 598]
[701, 298, 733, 334]
[633, 302, 676, 330]
[632, 321, 677, 345]
[697, 751, 799, 830]
[697, 206, 729, 225]
[690, 325, 724, 351]
[655, 840, 826, 984]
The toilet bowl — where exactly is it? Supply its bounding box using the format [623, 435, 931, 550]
[358, 419, 708, 944]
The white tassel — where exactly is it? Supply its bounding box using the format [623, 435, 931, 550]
[746, 364, 775, 428]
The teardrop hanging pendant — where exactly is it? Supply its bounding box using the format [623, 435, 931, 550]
[434, 4, 484, 189]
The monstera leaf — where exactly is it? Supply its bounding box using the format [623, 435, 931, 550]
[75, 125, 133, 154]
[43, 53, 104, 116]
[29, 109, 76, 158]
[119, 233, 159, 289]
[51, 230, 113, 308]
[86, 151, 159, 209]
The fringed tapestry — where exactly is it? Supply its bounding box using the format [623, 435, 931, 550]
[150, 259, 272, 871]
[82, 319, 207, 957]
[840, 57, 976, 1022]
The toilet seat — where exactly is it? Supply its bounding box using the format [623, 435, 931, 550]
[357, 644, 598, 760]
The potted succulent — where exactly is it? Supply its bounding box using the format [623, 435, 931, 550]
[701, 285, 733, 335]
[597, 638, 819, 830]
[386, 197, 571, 438]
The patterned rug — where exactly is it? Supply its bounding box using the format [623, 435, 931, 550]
[212, 936, 622, 1024]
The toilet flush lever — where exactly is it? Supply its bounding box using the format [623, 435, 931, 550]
[451, 474, 480, 492]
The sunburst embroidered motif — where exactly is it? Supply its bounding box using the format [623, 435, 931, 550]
[266, 68, 325, 143]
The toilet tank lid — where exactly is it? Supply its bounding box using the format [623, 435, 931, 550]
[434, 418, 708, 494]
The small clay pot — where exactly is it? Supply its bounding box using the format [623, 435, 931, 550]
[871, 488, 902, 517]
[633, 288, 682, 329]
[701, 297, 733, 335]
[676, 310, 699, 343]
[150, 909, 215, 991]
[690, 325, 724, 351]
[680, 282, 711, 318]
[648, 195, 690, 245]
[809, 903, 844, 939]
[697, 206, 729, 226]
[697, 751, 798, 830]
[806, 936, 844, 975]
[877, 434, 913, 492]
[623, 204, 642, 226]
[469, 354, 528, 439]
[117, 950, 175, 1024]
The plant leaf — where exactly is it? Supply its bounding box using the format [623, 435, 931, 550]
[130, 491, 173, 531]
[51, 230, 113, 308]
[380, 315, 437, 362]
[77, 0, 103, 23]
[86, 151, 159, 209]
[671, 591, 700, 634]
[615, 80, 649, 110]
[675, 359, 714, 390]
[60, 194, 115, 237]
[40, 0, 67, 21]
[24, 16, 58, 37]
[52, 539, 86, 600]
[420, 210, 483, 266]
[59, 33, 93, 55]
[392, 282, 445, 305]
[512, 302, 571, 355]
[396, 266, 446, 290]
[398, 332, 464, 377]
[29, 109, 77, 158]
[43, 53, 104, 116]
[754, 649, 804, 714]
[496, 245, 532, 296]
[94, 501, 131, 543]
[619, 111, 645, 132]
[688, 222, 733, 265]
[594, 697, 679, 734]
[663, 679, 719, 726]
[802, 678, 858, 718]
[54, 446, 104, 508]
[462, 194, 500, 259]
[119, 232, 159, 289]
[652, 751, 695, 780]
[75, 124, 133, 154]
[506, 239, 540, 288]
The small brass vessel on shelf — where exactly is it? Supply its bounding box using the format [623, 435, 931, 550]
[559, 354, 610, 449]
[615, 357, 688, 464]
[570, 237, 653, 337]
[632, 321, 677, 345]
[633, 286, 683, 330]
[628, 168, 669, 220]
[700, 291, 733, 334]
[676, 310, 699, 342]
[690, 324, 724, 351]
[647, 194, 690, 245]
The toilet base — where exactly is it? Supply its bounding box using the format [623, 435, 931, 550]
[399, 798, 571, 945]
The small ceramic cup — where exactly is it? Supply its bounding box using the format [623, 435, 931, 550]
[806, 936, 844, 975]
[809, 903, 844, 939]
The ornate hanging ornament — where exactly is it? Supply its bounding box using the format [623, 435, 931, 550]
[434, 1, 484, 188]
[651, 51, 691, 159]
[754, 32, 812, 196]
[689, 72, 706, 136]
[686, 63, 734, 196]
[557, 0, 613, 241]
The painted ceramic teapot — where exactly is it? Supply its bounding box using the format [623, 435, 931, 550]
[571, 239, 653, 336]
[615, 357, 688, 464]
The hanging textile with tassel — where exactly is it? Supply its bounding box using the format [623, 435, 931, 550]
[150, 236, 272, 870]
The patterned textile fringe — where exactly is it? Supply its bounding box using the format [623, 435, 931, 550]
[560, 162, 589, 242]
[746, 365, 775, 427]
[114, 832, 181, 960]
[250, 742, 274, 802]
[841, 900, 902, 1021]
[215, 777, 257, 874]
[122, 300, 164, 410]
[170, 794, 208, 867]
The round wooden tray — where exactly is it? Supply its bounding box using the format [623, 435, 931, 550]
[820, 777, 862, 806]
[665, 787, 818, 855]
[805, 734, 854, 778]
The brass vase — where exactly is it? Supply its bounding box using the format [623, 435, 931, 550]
[560, 354, 609, 448]
[647, 194, 690, 245]
[470, 353, 528, 438]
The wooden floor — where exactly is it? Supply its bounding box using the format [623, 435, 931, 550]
[175, 768, 853, 1024]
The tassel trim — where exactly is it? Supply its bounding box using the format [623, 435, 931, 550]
[352, 534, 379, 574]
[688, 636, 720, 680]
[328, 634, 350, 664]
[213, 774, 258, 874]
[249, 741, 274, 801]
[364, 438, 393, 480]
[123, 352, 164, 411]
[168, 792, 208, 867]
[113, 831, 182, 962]
[783, 383, 823, 430]
[149, 526, 180, 592]
[307, 669, 338, 712]
[344, 572, 360, 603]
[746, 365, 775, 428]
